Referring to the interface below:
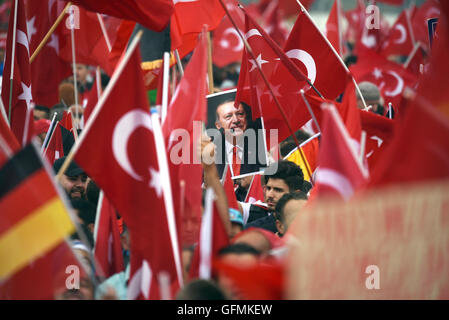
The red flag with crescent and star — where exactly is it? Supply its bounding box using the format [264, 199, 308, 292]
[381, 9, 415, 57]
[74, 46, 181, 300]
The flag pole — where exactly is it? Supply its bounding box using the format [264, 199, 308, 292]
[161, 51, 170, 124]
[336, 0, 343, 57]
[300, 89, 322, 133]
[206, 31, 214, 93]
[69, 5, 79, 128]
[403, 42, 420, 69]
[8, 0, 18, 124]
[22, 105, 32, 146]
[151, 110, 184, 288]
[30, 2, 72, 63]
[0, 134, 13, 158]
[388, 102, 393, 119]
[97, 13, 112, 52]
[41, 112, 58, 153]
[0, 95, 9, 127]
[405, 6, 416, 46]
[359, 130, 367, 169]
[218, 0, 313, 178]
[174, 49, 184, 77]
[55, 30, 143, 181]
[295, 0, 368, 109]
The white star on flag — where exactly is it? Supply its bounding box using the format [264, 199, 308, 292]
[263, 84, 282, 102]
[148, 167, 162, 198]
[48, 34, 59, 54]
[249, 54, 268, 72]
[18, 82, 33, 109]
[372, 68, 383, 80]
[27, 16, 36, 43]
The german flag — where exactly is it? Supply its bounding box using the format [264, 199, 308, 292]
[0, 144, 75, 281]
[284, 134, 320, 182]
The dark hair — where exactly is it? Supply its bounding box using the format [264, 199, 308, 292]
[218, 243, 261, 257]
[71, 198, 96, 226]
[279, 130, 312, 157]
[175, 279, 227, 300]
[274, 191, 308, 223]
[264, 160, 305, 192]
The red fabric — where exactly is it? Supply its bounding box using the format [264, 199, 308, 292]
[245, 173, 264, 203]
[325, 0, 344, 57]
[172, 0, 224, 35]
[359, 110, 394, 173]
[189, 197, 230, 280]
[368, 1, 449, 187]
[411, 0, 440, 50]
[223, 166, 240, 212]
[235, 10, 320, 145]
[34, 119, 50, 135]
[68, 0, 173, 32]
[25, 1, 72, 108]
[163, 30, 208, 247]
[57, 7, 113, 75]
[94, 193, 125, 278]
[404, 43, 427, 76]
[74, 47, 180, 299]
[262, 0, 288, 47]
[284, 9, 349, 101]
[212, 0, 244, 68]
[231, 146, 241, 177]
[43, 123, 64, 164]
[350, 50, 418, 111]
[314, 105, 368, 200]
[381, 9, 414, 57]
[0, 112, 20, 166]
[1, 0, 34, 146]
[83, 74, 100, 124]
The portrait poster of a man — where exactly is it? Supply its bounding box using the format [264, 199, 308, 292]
[206, 89, 268, 179]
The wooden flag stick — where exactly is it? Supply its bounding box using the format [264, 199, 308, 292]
[300, 89, 322, 133]
[161, 51, 170, 124]
[206, 31, 214, 93]
[8, 0, 18, 124]
[174, 49, 184, 77]
[30, 2, 72, 63]
[359, 130, 367, 169]
[55, 30, 143, 181]
[97, 13, 112, 52]
[218, 0, 313, 179]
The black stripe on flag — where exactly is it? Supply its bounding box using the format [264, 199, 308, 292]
[0, 144, 42, 199]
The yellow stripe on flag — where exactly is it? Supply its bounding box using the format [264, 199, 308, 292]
[0, 198, 75, 280]
[287, 148, 312, 182]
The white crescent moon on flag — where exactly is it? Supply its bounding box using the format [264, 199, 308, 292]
[394, 24, 406, 44]
[384, 71, 404, 97]
[222, 28, 243, 52]
[112, 110, 153, 181]
[245, 29, 262, 40]
[285, 49, 317, 84]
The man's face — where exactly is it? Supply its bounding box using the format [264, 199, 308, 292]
[276, 199, 307, 235]
[215, 102, 248, 136]
[34, 109, 48, 121]
[75, 64, 88, 84]
[264, 178, 290, 211]
[60, 174, 88, 199]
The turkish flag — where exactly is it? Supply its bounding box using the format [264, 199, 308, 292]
[262, 0, 288, 47]
[0, 112, 20, 167]
[285, 8, 349, 100]
[404, 43, 428, 76]
[369, 1, 449, 187]
[83, 75, 101, 124]
[236, 9, 327, 145]
[245, 173, 265, 204]
[325, 0, 345, 57]
[172, 0, 224, 35]
[74, 47, 181, 299]
[93, 192, 124, 279]
[314, 105, 368, 200]
[381, 9, 414, 57]
[1, 0, 34, 146]
[57, 7, 113, 75]
[25, 0, 72, 109]
[163, 29, 208, 247]
[360, 110, 394, 173]
[66, 0, 173, 32]
[411, 0, 440, 50]
[189, 189, 230, 280]
[212, 0, 244, 68]
[350, 51, 418, 113]
[223, 166, 240, 214]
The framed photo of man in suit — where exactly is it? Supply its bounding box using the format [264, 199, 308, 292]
[205, 89, 269, 179]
